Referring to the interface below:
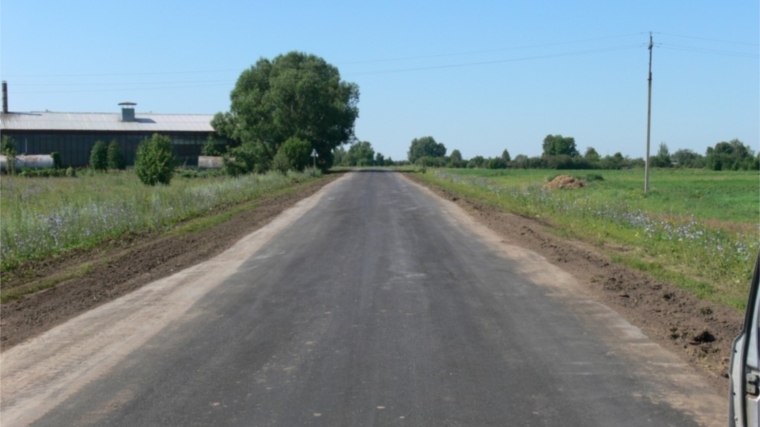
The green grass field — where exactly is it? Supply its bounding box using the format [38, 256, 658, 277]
[0, 170, 320, 271]
[420, 168, 759, 309]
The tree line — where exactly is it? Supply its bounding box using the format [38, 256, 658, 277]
[398, 134, 760, 171]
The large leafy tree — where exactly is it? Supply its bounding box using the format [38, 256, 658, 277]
[542, 134, 579, 157]
[343, 141, 375, 166]
[213, 52, 360, 171]
[408, 136, 446, 163]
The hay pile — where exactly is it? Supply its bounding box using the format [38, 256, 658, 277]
[543, 175, 586, 190]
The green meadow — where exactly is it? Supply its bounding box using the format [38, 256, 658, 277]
[0, 170, 321, 271]
[419, 168, 759, 309]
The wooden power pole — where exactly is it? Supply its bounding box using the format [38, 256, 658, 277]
[645, 32, 653, 193]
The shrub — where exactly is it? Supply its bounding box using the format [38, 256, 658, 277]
[271, 150, 291, 174]
[65, 166, 76, 177]
[50, 152, 62, 169]
[2, 135, 17, 175]
[107, 141, 126, 170]
[134, 134, 177, 186]
[89, 141, 108, 171]
[277, 137, 312, 171]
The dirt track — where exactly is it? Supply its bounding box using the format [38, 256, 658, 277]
[1, 170, 742, 395]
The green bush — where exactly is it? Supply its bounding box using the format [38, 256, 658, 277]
[65, 166, 76, 177]
[89, 141, 108, 171]
[134, 134, 177, 186]
[50, 152, 62, 169]
[277, 137, 312, 171]
[271, 150, 291, 174]
[107, 141, 126, 170]
[2, 135, 17, 175]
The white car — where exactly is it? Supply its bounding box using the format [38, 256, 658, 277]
[729, 253, 760, 426]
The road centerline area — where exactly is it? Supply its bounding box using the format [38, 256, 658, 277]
[1, 171, 723, 426]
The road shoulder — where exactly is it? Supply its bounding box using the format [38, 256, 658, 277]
[403, 171, 742, 395]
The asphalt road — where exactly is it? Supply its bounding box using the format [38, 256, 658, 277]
[15, 171, 722, 426]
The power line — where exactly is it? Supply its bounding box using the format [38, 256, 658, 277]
[345, 45, 642, 76]
[655, 31, 759, 46]
[339, 32, 646, 65]
[659, 43, 759, 59]
[4, 33, 646, 79]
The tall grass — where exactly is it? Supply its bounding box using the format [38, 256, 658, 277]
[424, 170, 759, 308]
[0, 170, 320, 270]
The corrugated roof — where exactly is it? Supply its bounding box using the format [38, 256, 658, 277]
[0, 111, 215, 132]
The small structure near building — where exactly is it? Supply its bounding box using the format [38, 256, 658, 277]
[198, 156, 225, 169]
[0, 82, 223, 167]
[0, 154, 55, 171]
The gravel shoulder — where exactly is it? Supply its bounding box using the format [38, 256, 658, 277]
[404, 171, 743, 394]
[0, 173, 344, 350]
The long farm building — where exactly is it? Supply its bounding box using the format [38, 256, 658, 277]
[0, 84, 218, 167]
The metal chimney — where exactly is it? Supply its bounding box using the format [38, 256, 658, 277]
[118, 102, 136, 122]
[2, 81, 8, 114]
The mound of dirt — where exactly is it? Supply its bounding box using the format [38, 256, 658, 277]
[543, 175, 585, 189]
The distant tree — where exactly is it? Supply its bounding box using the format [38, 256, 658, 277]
[211, 52, 359, 171]
[706, 139, 755, 171]
[333, 146, 346, 166]
[134, 134, 176, 186]
[450, 149, 463, 163]
[501, 149, 511, 163]
[345, 141, 375, 166]
[542, 134, 579, 157]
[600, 152, 625, 170]
[486, 157, 507, 169]
[584, 147, 601, 163]
[671, 149, 704, 168]
[408, 136, 446, 163]
[107, 141, 126, 170]
[650, 142, 672, 168]
[1, 135, 17, 175]
[374, 152, 385, 166]
[89, 140, 108, 171]
[512, 154, 529, 169]
[470, 155, 485, 168]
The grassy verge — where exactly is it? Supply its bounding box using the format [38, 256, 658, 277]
[0, 169, 321, 271]
[416, 169, 759, 310]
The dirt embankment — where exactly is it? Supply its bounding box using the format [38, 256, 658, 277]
[405, 172, 743, 394]
[0, 173, 343, 350]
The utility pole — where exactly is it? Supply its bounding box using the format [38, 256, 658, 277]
[644, 32, 653, 193]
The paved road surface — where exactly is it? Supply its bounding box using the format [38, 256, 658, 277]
[3, 171, 723, 426]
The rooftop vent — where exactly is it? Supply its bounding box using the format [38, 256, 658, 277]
[118, 102, 136, 122]
[2, 81, 8, 114]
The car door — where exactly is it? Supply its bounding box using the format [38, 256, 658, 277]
[730, 252, 760, 427]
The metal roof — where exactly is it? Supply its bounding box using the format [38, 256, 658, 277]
[0, 111, 215, 133]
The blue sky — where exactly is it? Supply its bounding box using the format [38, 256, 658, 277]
[1, 0, 757, 160]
